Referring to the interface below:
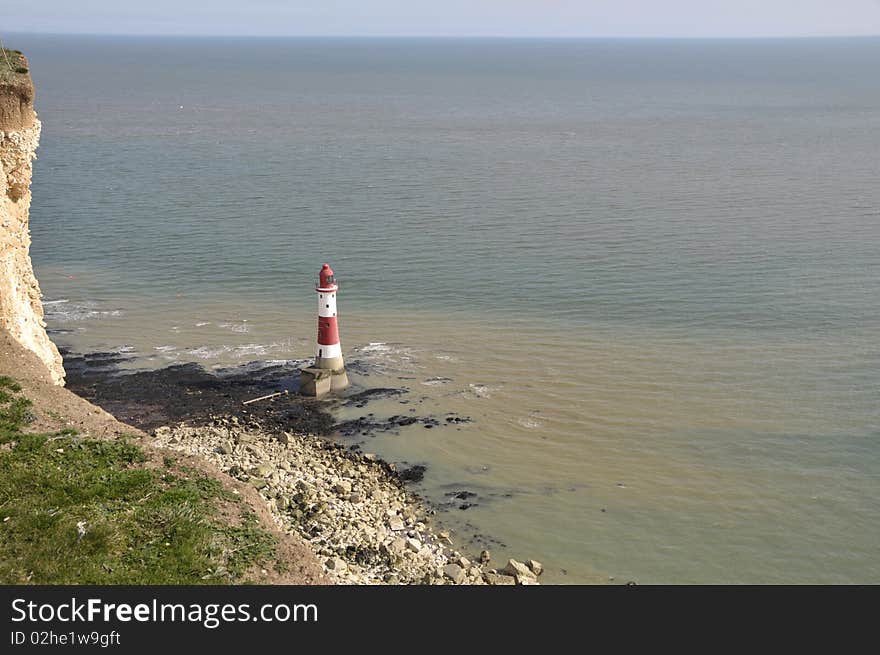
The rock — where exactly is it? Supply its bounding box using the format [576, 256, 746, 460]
[406, 537, 422, 553]
[277, 431, 291, 445]
[480, 550, 491, 565]
[388, 517, 405, 531]
[502, 559, 535, 580]
[398, 464, 426, 482]
[250, 478, 268, 490]
[457, 556, 471, 569]
[527, 559, 544, 576]
[334, 481, 352, 495]
[325, 557, 347, 572]
[349, 492, 364, 503]
[484, 572, 516, 585]
[516, 575, 540, 585]
[216, 441, 233, 455]
[443, 563, 466, 584]
[154, 426, 171, 438]
[250, 463, 273, 477]
[388, 538, 407, 555]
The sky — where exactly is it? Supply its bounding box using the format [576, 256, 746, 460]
[2, 0, 880, 38]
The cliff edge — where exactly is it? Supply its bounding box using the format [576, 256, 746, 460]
[0, 49, 64, 385]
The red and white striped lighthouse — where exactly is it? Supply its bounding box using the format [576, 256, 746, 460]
[301, 263, 349, 395]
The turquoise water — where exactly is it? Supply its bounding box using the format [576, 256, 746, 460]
[16, 34, 880, 583]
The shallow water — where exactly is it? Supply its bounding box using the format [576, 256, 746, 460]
[17, 34, 880, 583]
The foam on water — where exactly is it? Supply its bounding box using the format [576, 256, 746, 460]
[421, 376, 453, 386]
[218, 321, 250, 334]
[467, 383, 502, 399]
[43, 299, 124, 322]
[516, 415, 544, 430]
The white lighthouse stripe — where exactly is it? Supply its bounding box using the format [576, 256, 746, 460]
[316, 342, 342, 359]
[318, 293, 337, 317]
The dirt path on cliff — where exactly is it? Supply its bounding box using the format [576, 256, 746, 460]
[0, 329, 328, 584]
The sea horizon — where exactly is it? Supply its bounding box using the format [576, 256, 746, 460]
[7, 31, 880, 40]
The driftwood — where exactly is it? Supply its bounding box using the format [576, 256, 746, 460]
[242, 390, 289, 405]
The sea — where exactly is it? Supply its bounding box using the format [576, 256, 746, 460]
[13, 34, 880, 583]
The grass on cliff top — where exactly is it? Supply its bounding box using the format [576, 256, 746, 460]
[0, 375, 276, 584]
[0, 48, 29, 83]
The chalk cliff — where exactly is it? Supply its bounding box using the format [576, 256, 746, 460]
[0, 50, 64, 385]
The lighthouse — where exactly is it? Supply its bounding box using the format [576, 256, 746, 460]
[300, 263, 349, 396]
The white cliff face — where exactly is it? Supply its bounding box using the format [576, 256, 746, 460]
[0, 114, 65, 385]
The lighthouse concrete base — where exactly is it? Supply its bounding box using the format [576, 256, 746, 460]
[299, 367, 332, 397]
[330, 369, 349, 392]
[316, 355, 350, 392]
[300, 362, 349, 397]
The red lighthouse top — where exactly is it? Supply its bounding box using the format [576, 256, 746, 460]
[317, 263, 338, 292]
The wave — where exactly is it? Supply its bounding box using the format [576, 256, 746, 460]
[187, 342, 292, 360]
[218, 321, 250, 334]
[467, 383, 503, 399]
[43, 299, 124, 322]
[422, 376, 453, 386]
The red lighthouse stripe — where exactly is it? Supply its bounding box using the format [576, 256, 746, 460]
[317, 316, 340, 346]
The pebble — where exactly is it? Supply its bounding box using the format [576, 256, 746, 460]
[388, 538, 407, 555]
[443, 564, 466, 584]
[326, 557, 347, 571]
[502, 559, 536, 580]
[250, 463, 273, 477]
[483, 572, 516, 585]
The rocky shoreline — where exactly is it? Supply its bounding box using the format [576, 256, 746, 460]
[60, 349, 544, 585]
[152, 416, 543, 585]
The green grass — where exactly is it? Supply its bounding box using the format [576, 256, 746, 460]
[0, 377, 276, 584]
[0, 48, 29, 85]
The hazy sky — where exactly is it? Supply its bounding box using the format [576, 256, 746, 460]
[3, 1, 880, 38]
